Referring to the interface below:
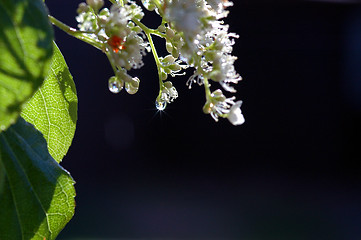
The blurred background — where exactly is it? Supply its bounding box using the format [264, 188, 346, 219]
[46, 0, 361, 239]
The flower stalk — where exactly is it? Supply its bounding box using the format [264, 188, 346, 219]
[48, 15, 103, 50]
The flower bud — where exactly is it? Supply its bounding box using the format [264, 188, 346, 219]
[142, 0, 156, 11]
[157, 25, 166, 33]
[164, 81, 173, 89]
[160, 71, 168, 81]
[166, 28, 175, 39]
[166, 42, 173, 53]
[99, 8, 110, 16]
[77, 3, 89, 14]
[86, 0, 104, 12]
[133, 26, 142, 33]
[164, 68, 172, 74]
[174, 34, 181, 42]
[211, 89, 226, 102]
[171, 48, 179, 59]
[169, 64, 181, 71]
[212, 89, 223, 97]
[163, 55, 175, 64]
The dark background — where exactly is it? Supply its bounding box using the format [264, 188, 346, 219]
[46, 0, 361, 239]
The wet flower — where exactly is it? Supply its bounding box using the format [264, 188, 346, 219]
[63, 0, 245, 124]
[103, 4, 147, 70]
[160, 81, 178, 103]
[106, 32, 147, 70]
[164, 0, 241, 94]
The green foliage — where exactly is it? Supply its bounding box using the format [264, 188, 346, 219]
[22, 43, 78, 163]
[0, 117, 75, 240]
[0, 0, 53, 132]
[0, 0, 77, 239]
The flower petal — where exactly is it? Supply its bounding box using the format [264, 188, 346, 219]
[227, 100, 245, 125]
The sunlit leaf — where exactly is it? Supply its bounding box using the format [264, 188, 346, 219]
[0, 117, 75, 240]
[0, 0, 53, 132]
[22, 43, 78, 163]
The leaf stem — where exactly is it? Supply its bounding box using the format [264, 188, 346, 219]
[48, 15, 103, 50]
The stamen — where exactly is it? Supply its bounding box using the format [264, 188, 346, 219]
[107, 35, 126, 53]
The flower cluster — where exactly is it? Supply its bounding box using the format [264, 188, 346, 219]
[76, 0, 147, 95]
[51, 0, 244, 125]
[162, 0, 243, 124]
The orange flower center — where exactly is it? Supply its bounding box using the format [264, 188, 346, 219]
[107, 36, 125, 53]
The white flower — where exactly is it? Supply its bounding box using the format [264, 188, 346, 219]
[201, 23, 241, 92]
[160, 81, 178, 103]
[165, 0, 204, 37]
[104, 4, 147, 70]
[76, 11, 97, 31]
[227, 100, 244, 125]
[165, 0, 209, 60]
[203, 89, 244, 125]
[218, 54, 242, 93]
[206, 0, 233, 18]
[166, 0, 241, 93]
[203, 89, 232, 122]
[106, 4, 131, 38]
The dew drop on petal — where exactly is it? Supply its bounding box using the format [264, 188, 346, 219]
[142, 0, 156, 11]
[125, 77, 140, 95]
[108, 77, 123, 94]
[125, 85, 137, 94]
[143, 0, 150, 7]
[155, 100, 167, 111]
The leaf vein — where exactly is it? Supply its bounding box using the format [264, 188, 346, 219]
[7, 127, 55, 237]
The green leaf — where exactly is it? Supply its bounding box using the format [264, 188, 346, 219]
[0, 0, 54, 132]
[0, 117, 75, 240]
[21, 43, 78, 163]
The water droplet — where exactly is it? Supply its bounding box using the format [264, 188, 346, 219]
[142, 0, 156, 11]
[155, 100, 167, 111]
[143, 0, 150, 7]
[125, 77, 140, 95]
[108, 77, 123, 94]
